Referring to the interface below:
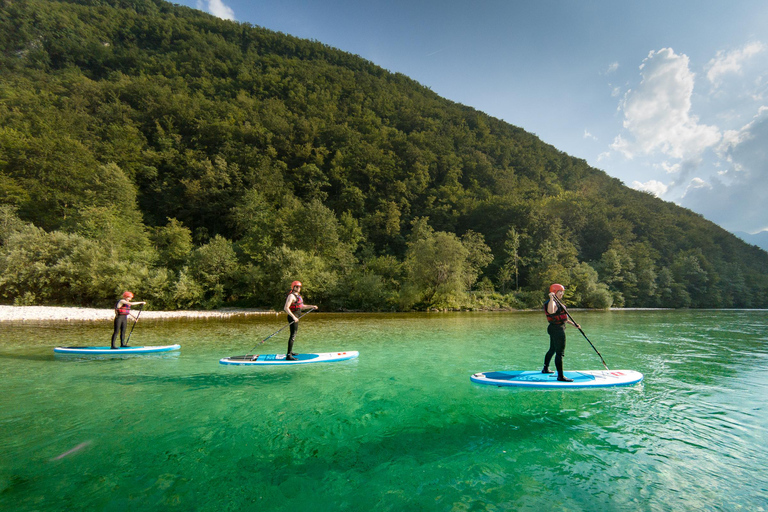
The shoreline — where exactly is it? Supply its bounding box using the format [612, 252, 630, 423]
[0, 305, 741, 322]
[0, 305, 279, 322]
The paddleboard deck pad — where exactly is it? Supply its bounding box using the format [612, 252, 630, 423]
[220, 351, 359, 365]
[470, 369, 643, 388]
[54, 345, 181, 354]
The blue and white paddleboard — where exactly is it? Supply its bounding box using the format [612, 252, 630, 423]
[54, 345, 181, 355]
[470, 369, 643, 389]
[220, 351, 359, 365]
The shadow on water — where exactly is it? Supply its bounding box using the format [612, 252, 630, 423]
[77, 364, 322, 388]
[52, 353, 181, 363]
[0, 351, 54, 362]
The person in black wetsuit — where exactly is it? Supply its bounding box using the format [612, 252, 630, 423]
[283, 281, 318, 360]
[543, 283, 580, 382]
[111, 291, 146, 349]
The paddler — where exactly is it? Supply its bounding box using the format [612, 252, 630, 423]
[283, 281, 318, 360]
[111, 291, 146, 349]
[542, 283, 580, 382]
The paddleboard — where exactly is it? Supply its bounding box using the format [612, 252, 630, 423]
[54, 345, 181, 355]
[220, 351, 359, 365]
[470, 369, 643, 388]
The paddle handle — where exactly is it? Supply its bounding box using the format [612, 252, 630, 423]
[126, 304, 143, 345]
[553, 295, 609, 370]
[246, 308, 316, 354]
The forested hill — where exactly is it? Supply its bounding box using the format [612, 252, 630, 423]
[1, 0, 767, 310]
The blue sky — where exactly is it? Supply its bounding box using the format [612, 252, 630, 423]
[177, 0, 768, 235]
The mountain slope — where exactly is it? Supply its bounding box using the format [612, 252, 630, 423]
[1, 0, 766, 309]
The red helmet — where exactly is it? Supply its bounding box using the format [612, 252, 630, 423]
[549, 283, 564, 293]
[122, 291, 134, 299]
[291, 281, 302, 289]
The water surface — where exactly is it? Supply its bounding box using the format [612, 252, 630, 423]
[1, 310, 767, 511]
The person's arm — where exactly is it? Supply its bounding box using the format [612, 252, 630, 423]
[547, 293, 557, 314]
[284, 295, 298, 322]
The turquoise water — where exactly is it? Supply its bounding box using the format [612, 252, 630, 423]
[1, 310, 767, 511]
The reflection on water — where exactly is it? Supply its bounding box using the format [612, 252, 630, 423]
[1, 310, 767, 510]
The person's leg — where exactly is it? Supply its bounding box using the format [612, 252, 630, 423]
[111, 316, 121, 349]
[286, 320, 299, 359]
[118, 316, 128, 346]
[543, 324, 558, 373]
[555, 335, 571, 381]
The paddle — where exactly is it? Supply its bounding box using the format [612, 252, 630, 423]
[245, 308, 316, 357]
[552, 295, 610, 370]
[125, 303, 143, 345]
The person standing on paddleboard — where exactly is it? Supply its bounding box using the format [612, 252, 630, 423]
[543, 284, 580, 382]
[283, 281, 318, 360]
[111, 291, 146, 349]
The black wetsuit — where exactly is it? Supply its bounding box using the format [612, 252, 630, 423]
[287, 292, 303, 355]
[111, 301, 130, 349]
[543, 299, 567, 378]
[287, 320, 298, 355]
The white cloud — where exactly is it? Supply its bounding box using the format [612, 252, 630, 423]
[583, 129, 597, 141]
[680, 106, 768, 232]
[631, 179, 668, 197]
[609, 134, 632, 159]
[660, 161, 681, 174]
[196, 0, 235, 20]
[706, 42, 766, 87]
[612, 48, 721, 160]
[716, 105, 768, 156]
[605, 62, 619, 74]
[684, 177, 712, 194]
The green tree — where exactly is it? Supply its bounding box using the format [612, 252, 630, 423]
[461, 229, 493, 291]
[569, 262, 613, 309]
[404, 227, 469, 308]
[498, 226, 522, 293]
[151, 218, 193, 270]
[229, 189, 277, 263]
[187, 235, 239, 309]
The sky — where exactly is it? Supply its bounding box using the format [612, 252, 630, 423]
[177, 0, 768, 235]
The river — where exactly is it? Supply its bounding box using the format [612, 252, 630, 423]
[1, 310, 766, 511]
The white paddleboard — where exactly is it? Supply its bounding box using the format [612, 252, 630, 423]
[470, 369, 643, 388]
[220, 351, 359, 365]
[54, 345, 181, 355]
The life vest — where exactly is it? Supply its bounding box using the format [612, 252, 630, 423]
[544, 299, 567, 325]
[288, 292, 304, 312]
[116, 300, 131, 316]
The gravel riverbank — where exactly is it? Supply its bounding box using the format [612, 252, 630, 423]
[0, 305, 278, 322]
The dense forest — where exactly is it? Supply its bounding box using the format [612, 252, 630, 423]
[1, 0, 767, 311]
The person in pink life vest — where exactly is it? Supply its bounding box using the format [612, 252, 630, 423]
[542, 284, 580, 381]
[111, 291, 146, 349]
[283, 281, 318, 360]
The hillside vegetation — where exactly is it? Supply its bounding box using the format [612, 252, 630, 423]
[1, 0, 767, 310]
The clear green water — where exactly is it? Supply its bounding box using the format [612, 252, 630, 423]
[1, 310, 767, 511]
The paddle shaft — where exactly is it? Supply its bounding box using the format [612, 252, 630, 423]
[126, 304, 143, 345]
[247, 308, 315, 354]
[553, 295, 609, 370]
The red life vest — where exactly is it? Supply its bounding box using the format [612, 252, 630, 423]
[288, 292, 304, 312]
[544, 299, 567, 325]
[116, 300, 131, 316]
